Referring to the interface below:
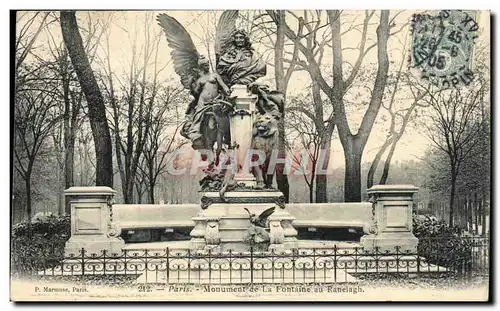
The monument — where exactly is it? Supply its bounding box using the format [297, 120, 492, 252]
[60, 12, 421, 257]
[157, 12, 297, 252]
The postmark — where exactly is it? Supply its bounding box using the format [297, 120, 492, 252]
[410, 10, 478, 89]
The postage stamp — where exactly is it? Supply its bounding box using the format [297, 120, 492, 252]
[10, 9, 490, 302]
[410, 10, 479, 89]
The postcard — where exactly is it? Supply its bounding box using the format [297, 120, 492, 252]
[11, 9, 490, 302]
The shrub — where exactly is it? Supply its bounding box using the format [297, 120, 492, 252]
[413, 215, 473, 270]
[11, 214, 70, 275]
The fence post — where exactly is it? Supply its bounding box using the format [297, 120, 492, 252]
[187, 248, 191, 283]
[124, 249, 127, 276]
[166, 247, 170, 284]
[250, 247, 254, 285]
[333, 245, 337, 283]
[103, 249, 107, 275]
[81, 247, 85, 276]
[208, 248, 212, 284]
[417, 250, 421, 275]
[145, 249, 148, 284]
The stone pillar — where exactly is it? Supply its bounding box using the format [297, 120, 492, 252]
[229, 84, 257, 187]
[64, 187, 124, 256]
[360, 185, 419, 252]
[269, 208, 298, 250]
[189, 215, 207, 250]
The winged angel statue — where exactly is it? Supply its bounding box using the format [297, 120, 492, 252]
[157, 12, 266, 158]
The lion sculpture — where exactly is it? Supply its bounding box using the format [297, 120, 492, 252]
[251, 113, 280, 189]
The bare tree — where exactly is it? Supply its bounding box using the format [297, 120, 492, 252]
[15, 12, 67, 217]
[100, 12, 168, 203]
[60, 11, 114, 187]
[286, 94, 323, 203]
[74, 127, 97, 187]
[366, 37, 429, 189]
[14, 82, 60, 221]
[45, 15, 106, 213]
[137, 86, 187, 204]
[269, 10, 401, 202]
[15, 12, 53, 78]
[423, 85, 485, 226]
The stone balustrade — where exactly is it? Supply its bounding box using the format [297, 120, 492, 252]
[112, 202, 373, 233]
[63, 185, 419, 255]
[113, 203, 199, 229]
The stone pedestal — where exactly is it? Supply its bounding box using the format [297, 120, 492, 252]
[360, 185, 419, 252]
[64, 187, 124, 256]
[229, 84, 257, 187]
[190, 191, 298, 252]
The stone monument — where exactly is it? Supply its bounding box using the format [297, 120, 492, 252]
[360, 185, 419, 252]
[64, 187, 124, 255]
[158, 12, 297, 252]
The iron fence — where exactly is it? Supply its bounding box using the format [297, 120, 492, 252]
[11, 237, 489, 285]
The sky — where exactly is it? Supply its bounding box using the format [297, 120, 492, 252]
[16, 10, 491, 170]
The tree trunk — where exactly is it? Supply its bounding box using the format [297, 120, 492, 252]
[60, 11, 113, 187]
[310, 73, 332, 203]
[473, 193, 478, 234]
[25, 177, 32, 222]
[481, 195, 487, 236]
[124, 179, 134, 204]
[332, 11, 390, 202]
[344, 140, 363, 202]
[274, 10, 290, 202]
[469, 195, 473, 232]
[315, 132, 332, 203]
[55, 157, 63, 215]
[315, 168, 327, 203]
[308, 179, 314, 203]
[62, 65, 72, 214]
[64, 95, 79, 214]
[136, 182, 143, 204]
[64, 110, 77, 214]
[379, 136, 399, 184]
[449, 170, 456, 227]
[367, 137, 393, 189]
[64, 132, 75, 213]
[149, 182, 155, 204]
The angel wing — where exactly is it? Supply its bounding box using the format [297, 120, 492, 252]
[157, 14, 200, 93]
[215, 10, 239, 65]
[256, 206, 276, 227]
